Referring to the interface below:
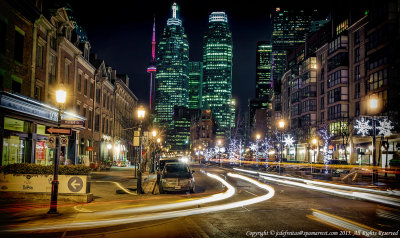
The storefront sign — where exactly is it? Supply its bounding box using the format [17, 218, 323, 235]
[45, 126, 72, 135]
[60, 137, 68, 146]
[61, 120, 84, 126]
[0, 174, 88, 194]
[48, 136, 56, 148]
[35, 141, 46, 161]
[86, 147, 93, 151]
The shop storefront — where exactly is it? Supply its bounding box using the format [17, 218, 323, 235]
[113, 140, 129, 167]
[0, 91, 84, 166]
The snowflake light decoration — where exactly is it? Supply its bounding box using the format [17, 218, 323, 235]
[283, 135, 294, 147]
[355, 117, 372, 136]
[376, 118, 394, 137]
[249, 142, 258, 152]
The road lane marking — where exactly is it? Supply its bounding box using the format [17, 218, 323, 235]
[6, 173, 275, 233]
[91, 181, 136, 195]
[244, 190, 258, 197]
[307, 209, 380, 238]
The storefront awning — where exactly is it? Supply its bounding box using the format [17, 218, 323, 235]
[0, 91, 85, 124]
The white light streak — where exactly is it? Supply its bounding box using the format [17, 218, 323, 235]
[6, 173, 275, 233]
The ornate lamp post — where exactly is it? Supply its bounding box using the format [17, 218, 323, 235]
[256, 134, 261, 167]
[137, 106, 146, 194]
[48, 89, 66, 214]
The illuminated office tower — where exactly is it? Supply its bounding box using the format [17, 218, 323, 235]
[255, 41, 272, 100]
[188, 62, 203, 109]
[271, 8, 317, 91]
[202, 12, 233, 137]
[154, 2, 189, 124]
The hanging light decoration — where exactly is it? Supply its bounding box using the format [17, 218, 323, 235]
[354, 117, 372, 136]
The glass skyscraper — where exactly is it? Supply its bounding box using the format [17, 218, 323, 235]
[202, 12, 233, 137]
[271, 8, 317, 91]
[255, 41, 272, 100]
[188, 62, 203, 109]
[154, 3, 189, 124]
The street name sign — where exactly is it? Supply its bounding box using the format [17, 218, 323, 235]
[45, 126, 72, 135]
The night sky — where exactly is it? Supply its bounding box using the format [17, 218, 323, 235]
[68, 0, 331, 114]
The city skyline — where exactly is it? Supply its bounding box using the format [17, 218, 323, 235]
[68, 0, 333, 113]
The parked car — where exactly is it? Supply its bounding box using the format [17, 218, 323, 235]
[158, 158, 180, 172]
[159, 162, 195, 193]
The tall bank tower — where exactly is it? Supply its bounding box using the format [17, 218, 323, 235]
[202, 12, 233, 137]
[154, 2, 189, 124]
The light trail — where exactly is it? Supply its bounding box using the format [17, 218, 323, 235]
[94, 173, 236, 216]
[307, 209, 381, 238]
[234, 167, 400, 197]
[6, 173, 275, 233]
[259, 175, 400, 207]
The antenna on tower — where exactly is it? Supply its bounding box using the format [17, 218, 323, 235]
[147, 16, 157, 110]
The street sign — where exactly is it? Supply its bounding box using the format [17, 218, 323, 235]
[48, 136, 56, 148]
[61, 120, 84, 126]
[86, 147, 93, 151]
[67, 176, 83, 193]
[60, 137, 68, 146]
[45, 126, 72, 135]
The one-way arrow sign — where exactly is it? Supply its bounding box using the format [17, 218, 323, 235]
[45, 126, 72, 135]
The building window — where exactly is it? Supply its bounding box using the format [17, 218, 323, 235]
[36, 44, 43, 68]
[355, 83, 360, 99]
[320, 97, 325, 109]
[78, 74, 82, 92]
[95, 114, 100, 131]
[354, 65, 360, 81]
[12, 76, 22, 93]
[14, 27, 24, 63]
[64, 62, 70, 84]
[328, 104, 348, 120]
[48, 54, 56, 84]
[84, 78, 88, 96]
[50, 35, 56, 50]
[90, 82, 94, 99]
[328, 70, 348, 88]
[96, 89, 101, 103]
[34, 85, 41, 100]
[355, 101, 360, 117]
[88, 110, 93, 129]
[328, 87, 348, 104]
[367, 68, 388, 91]
[354, 47, 360, 63]
[320, 82, 324, 94]
[354, 30, 360, 45]
[83, 108, 87, 127]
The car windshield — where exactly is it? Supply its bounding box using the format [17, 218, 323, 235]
[159, 159, 179, 170]
[163, 164, 191, 178]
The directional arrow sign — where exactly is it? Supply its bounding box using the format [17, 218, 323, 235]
[45, 126, 72, 135]
[68, 176, 83, 192]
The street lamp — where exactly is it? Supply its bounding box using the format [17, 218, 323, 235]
[217, 140, 222, 166]
[369, 96, 378, 185]
[137, 106, 145, 194]
[256, 134, 261, 167]
[48, 89, 66, 214]
[277, 119, 285, 174]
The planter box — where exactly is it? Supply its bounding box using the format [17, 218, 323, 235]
[0, 173, 90, 194]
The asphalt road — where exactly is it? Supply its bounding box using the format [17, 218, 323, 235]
[2, 164, 400, 238]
